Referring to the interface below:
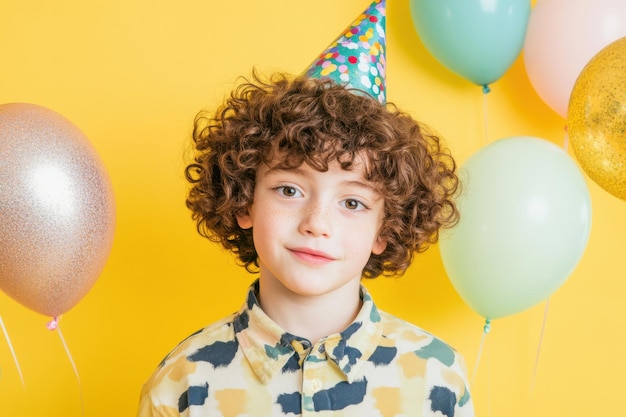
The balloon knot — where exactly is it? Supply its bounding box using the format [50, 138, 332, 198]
[482, 84, 491, 94]
[483, 319, 491, 334]
[46, 316, 60, 331]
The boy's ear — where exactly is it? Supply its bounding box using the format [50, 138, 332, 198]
[236, 210, 252, 229]
[372, 236, 387, 255]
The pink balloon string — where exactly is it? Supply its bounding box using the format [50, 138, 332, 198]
[46, 316, 85, 417]
[0, 314, 25, 388]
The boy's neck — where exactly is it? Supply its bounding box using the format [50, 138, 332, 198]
[257, 276, 363, 344]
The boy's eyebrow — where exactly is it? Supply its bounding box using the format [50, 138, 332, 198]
[265, 166, 381, 194]
[342, 179, 380, 194]
[262, 165, 307, 179]
[265, 166, 304, 175]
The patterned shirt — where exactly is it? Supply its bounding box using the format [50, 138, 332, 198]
[138, 280, 474, 417]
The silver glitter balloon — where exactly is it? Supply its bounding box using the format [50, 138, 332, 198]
[0, 103, 116, 317]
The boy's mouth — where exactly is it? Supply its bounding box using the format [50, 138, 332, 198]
[289, 247, 335, 264]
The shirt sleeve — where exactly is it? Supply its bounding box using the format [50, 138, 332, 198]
[137, 385, 182, 417]
[422, 343, 474, 417]
[453, 352, 475, 416]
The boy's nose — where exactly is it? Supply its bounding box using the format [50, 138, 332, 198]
[299, 201, 332, 237]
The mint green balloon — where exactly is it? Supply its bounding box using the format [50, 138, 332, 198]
[410, 0, 530, 87]
[439, 137, 592, 319]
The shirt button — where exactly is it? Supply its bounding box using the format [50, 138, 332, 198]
[310, 379, 322, 393]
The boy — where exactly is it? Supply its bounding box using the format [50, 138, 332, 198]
[137, 72, 474, 416]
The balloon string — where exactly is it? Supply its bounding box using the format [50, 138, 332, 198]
[482, 85, 491, 145]
[0, 314, 25, 388]
[47, 316, 85, 417]
[471, 318, 491, 383]
[530, 297, 550, 393]
[487, 341, 492, 417]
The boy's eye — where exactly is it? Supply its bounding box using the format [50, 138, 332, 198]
[343, 199, 366, 210]
[278, 186, 301, 197]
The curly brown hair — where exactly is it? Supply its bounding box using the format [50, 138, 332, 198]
[185, 71, 459, 278]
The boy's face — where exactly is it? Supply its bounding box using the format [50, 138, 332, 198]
[236, 156, 387, 300]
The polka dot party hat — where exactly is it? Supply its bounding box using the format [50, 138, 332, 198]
[302, 0, 386, 104]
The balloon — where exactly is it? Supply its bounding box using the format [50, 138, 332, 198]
[524, 0, 626, 118]
[568, 37, 626, 201]
[0, 103, 116, 317]
[439, 136, 591, 319]
[409, 0, 530, 87]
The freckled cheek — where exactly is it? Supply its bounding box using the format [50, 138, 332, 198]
[253, 205, 298, 231]
[340, 227, 379, 254]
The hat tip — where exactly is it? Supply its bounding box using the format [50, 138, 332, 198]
[302, 0, 387, 104]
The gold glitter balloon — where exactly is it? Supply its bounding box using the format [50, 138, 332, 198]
[0, 103, 116, 317]
[568, 36, 626, 201]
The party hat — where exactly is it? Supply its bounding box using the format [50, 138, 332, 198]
[302, 0, 386, 104]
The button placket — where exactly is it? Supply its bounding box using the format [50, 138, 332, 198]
[309, 378, 322, 393]
[301, 341, 329, 413]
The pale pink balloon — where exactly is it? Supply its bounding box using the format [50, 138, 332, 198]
[0, 103, 116, 317]
[524, 0, 626, 118]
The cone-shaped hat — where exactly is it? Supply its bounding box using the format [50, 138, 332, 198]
[302, 0, 386, 104]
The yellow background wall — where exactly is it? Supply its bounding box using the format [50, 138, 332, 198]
[0, 1, 624, 416]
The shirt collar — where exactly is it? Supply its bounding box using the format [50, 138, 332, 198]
[233, 279, 384, 384]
